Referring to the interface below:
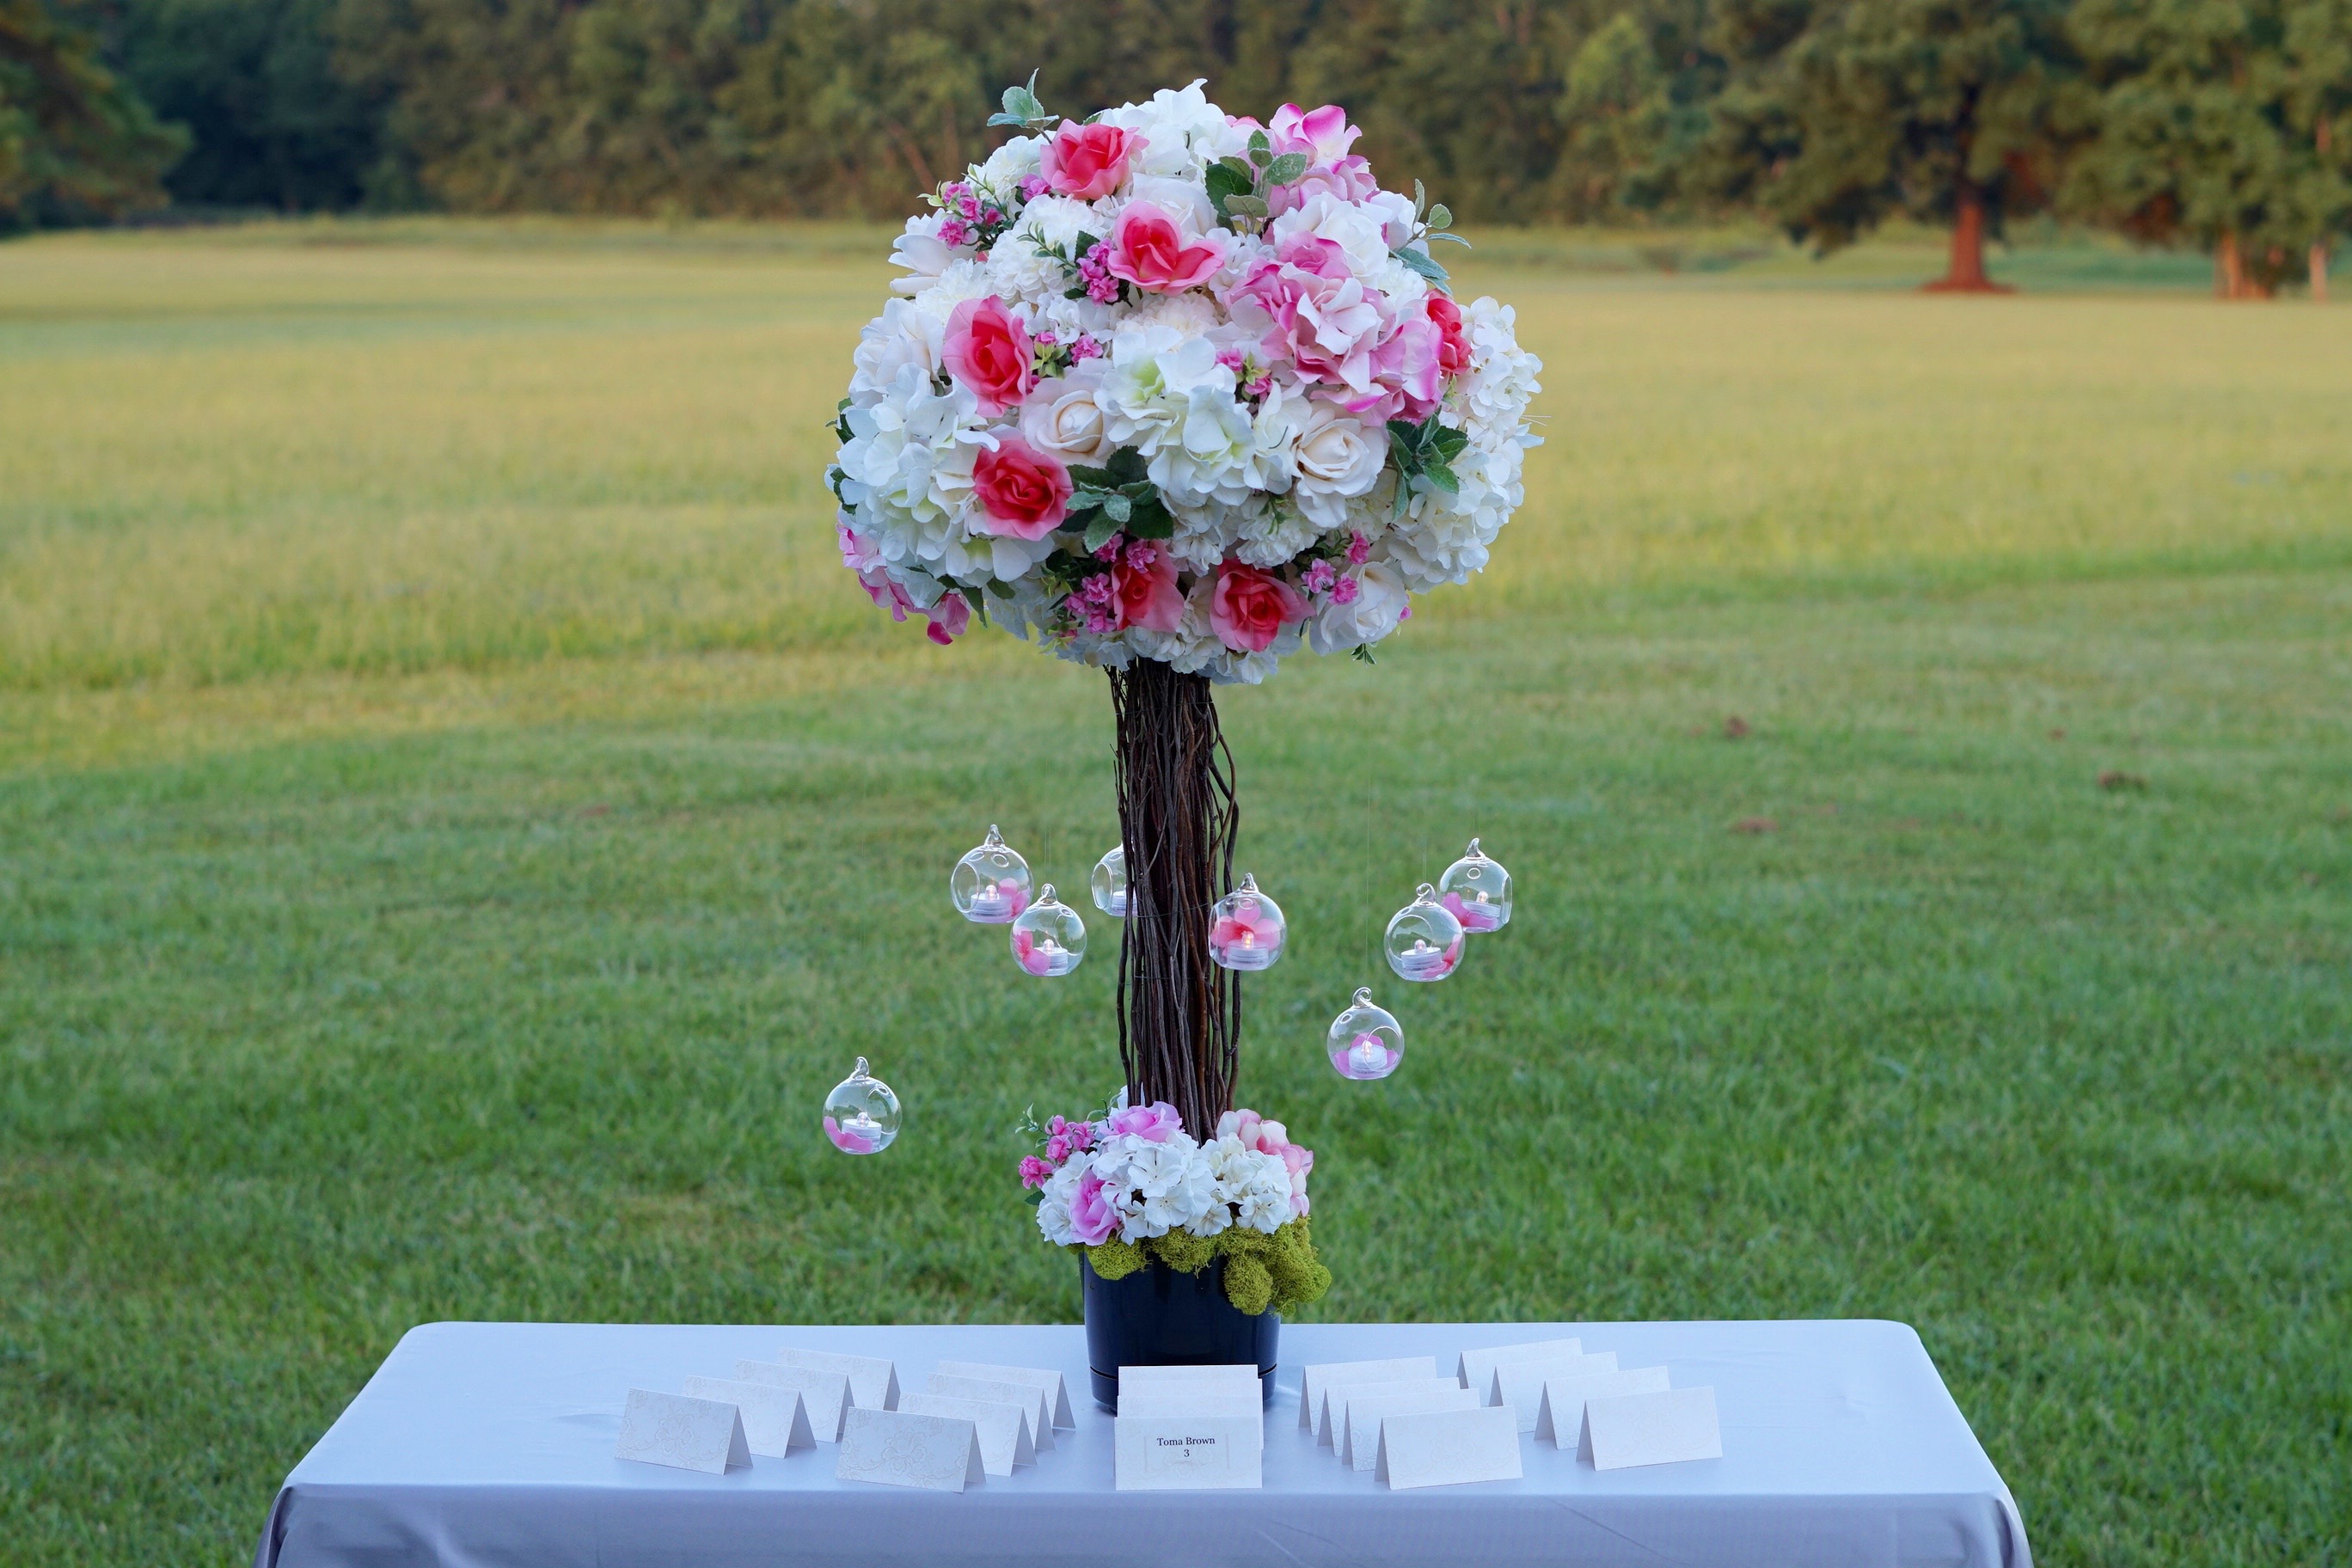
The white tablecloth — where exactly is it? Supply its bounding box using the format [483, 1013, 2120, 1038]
[253, 1319, 2031, 1568]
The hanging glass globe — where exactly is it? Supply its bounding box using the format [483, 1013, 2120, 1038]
[1090, 845, 1129, 917]
[1437, 837, 1513, 933]
[1209, 873, 1287, 971]
[1010, 885, 1087, 976]
[950, 825, 1032, 924]
[823, 1057, 900, 1155]
[1326, 988, 1404, 1081]
[1385, 883, 1466, 982]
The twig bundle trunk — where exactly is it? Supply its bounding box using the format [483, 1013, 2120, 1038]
[1107, 661, 1240, 1138]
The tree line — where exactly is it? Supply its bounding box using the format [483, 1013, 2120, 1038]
[7, 0, 2349, 296]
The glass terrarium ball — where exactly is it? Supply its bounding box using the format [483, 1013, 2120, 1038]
[823, 1057, 900, 1155]
[951, 824, 1032, 924]
[1091, 845, 1128, 917]
[1010, 885, 1087, 977]
[1438, 837, 1513, 933]
[1209, 873, 1287, 971]
[1385, 883, 1466, 983]
[1326, 987, 1404, 1081]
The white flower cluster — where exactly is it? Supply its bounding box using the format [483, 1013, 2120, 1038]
[1035, 1121, 1300, 1247]
[832, 80, 1542, 683]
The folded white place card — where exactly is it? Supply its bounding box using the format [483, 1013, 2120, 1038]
[1118, 1363, 1261, 1394]
[834, 1406, 986, 1491]
[1342, 1383, 1480, 1470]
[899, 1392, 1035, 1476]
[1581, 1386, 1723, 1470]
[1490, 1351, 1620, 1431]
[934, 1361, 1075, 1430]
[681, 1376, 815, 1459]
[1375, 1403, 1523, 1491]
[1115, 1413, 1264, 1490]
[732, 1361, 851, 1442]
[927, 1373, 1055, 1451]
[1534, 1366, 1671, 1447]
[775, 1348, 897, 1412]
[1298, 1356, 1440, 1436]
[613, 1388, 750, 1475]
[1457, 1338, 1582, 1395]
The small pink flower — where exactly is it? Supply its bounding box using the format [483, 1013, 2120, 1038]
[1301, 559, 1337, 596]
[1105, 203, 1228, 294]
[1019, 175, 1050, 202]
[923, 592, 970, 646]
[1069, 1166, 1120, 1245]
[1346, 531, 1371, 566]
[1040, 122, 1141, 200]
[1068, 334, 1105, 361]
[1105, 1100, 1183, 1142]
[1019, 1155, 1053, 1188]
[824, 1115, 876, 1154]
[1330, 574, 1359, 607]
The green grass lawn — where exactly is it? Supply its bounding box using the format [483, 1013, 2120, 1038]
[1, 223, 2348, 1566]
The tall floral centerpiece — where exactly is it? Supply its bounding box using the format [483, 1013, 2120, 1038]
[830, 77, 1540, 1403]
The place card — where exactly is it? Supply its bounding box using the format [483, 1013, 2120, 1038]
[1341, 1383, 1480, 1470]
[774, 1347, 897, 1412]
[899, 1392, 1035, 1477]
[1375, 1404, 1522, 1491]
[1490, 1351, 1620, 1431]
[1114, 1412, 1264, 1490]
[834, 1406, 986, 1491]
[1580, 1386, 1723, 1471]
[927, 1373, 1055, 1450]
[681, 1376, 815, 1458]
[934, 1360, 1075, 1430]
[1457, 1337, 1581, 1396]
[1297, 1355, 1440, 1436]
[613, 1388, 750, 1475]
[732, 1361, 851, 1442]
[1534, 1366, 1670, 1447]
[1118, 1363, 1262, 1394]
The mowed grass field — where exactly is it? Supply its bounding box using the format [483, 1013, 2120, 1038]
[1, 222, 2348, 1565]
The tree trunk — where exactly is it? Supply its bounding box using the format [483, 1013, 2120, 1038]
[1925, 181, 2012, 294]
[2214, 234, 2273, 300]
[1107, 661, 1240, 1138]
[2312, 240, 2331, 303]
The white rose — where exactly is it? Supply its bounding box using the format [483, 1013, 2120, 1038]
[1308, 561, 1412, 654]
[888, 213, 959, 297]
[848, 300, 945, 406]
[1019, 363, 1117, 464]
[1290, 401, 1387, 527]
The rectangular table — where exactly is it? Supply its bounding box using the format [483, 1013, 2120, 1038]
[253, 1320, 2031, 1568]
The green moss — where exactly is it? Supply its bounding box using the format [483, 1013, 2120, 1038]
[1223, 1252, 1275, 1315]
[1145, 1229, 1216, 1274]
[1085, 1237, 1142, 1281]
[1070, 1219, 1330, 1315]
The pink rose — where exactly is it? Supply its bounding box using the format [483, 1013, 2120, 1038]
[1069, 1167, 1120, 1246]
[1209, 560, 1307, 652]
[971, 432, 1072, 539]
[943, 295, 1034, 414]
[1105, 1100, 1182, 1142]
[1114, 551, 1185, 632]
[1230, 236, 1387, 398]
[923, 591, 971, 646]
[1105, 202, 1228, 294]
[1040, 122, 1140, 200]
[1425, 294, 1472, 379]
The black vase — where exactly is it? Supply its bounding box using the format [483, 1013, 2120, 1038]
[1081, 1253, 1280, 1412]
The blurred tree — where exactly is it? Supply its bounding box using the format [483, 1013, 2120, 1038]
[116, 0, 387, 210]
[2282, 0, 2351, 297]
[0, 0, 182, 225]
[1548, 2, 1724, 217]
[2066, 0, 2344, 297]
[1692, 0, 2077, 291]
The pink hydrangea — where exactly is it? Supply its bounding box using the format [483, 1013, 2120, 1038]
[1229, 236, 1387, 400]
[1216, 1108, 1314, 1217]
[1104, 1100, 1183, 1142]
[1069, 1166, 1120, 1245]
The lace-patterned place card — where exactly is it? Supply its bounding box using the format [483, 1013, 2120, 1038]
[613, 1388, 750, 1475]
[833, 1406, 985, 1491]
[681, 1376, 815, 1459]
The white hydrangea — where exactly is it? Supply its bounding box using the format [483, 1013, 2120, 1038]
[1099, 79, 1243, 179]
[1381, 441, 1524, 590]
[834, 366, 991, 566]
[1457, 297, 1544, 432]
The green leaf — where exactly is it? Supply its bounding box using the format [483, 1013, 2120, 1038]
[1102, 492, 1132, 524]
[1248, 129, 1271, 158]
[1422, 462, 1460, 495]
[1413, 179, 1427, 217]
[1123, 495, 1175, 541]
[1351, 644, 1377, 665]
[1430, 426, 1470, 462]
[1226, 194, 1269, 219]
[1023, 1187, 1046, 1205]
[1068, 464, 1117, 488]
[1105, 447, 1148, 484]
[1263, 152, 1310, 186]
[1427, 230, 1473, 248]
[1204, 159, 1253, 221]
[1391, 245, 1450, 285]
[1082, 514, 1120, 554]
[987, 576, 1017, 598]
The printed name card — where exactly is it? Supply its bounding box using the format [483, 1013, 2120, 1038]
[1115, 1364, 1265, 1490]
[1457, 1338, 1582, 1397]
[834, 1406, 986, 1491]
[732, 1361, 851, 1442]
[899, 1392, 1035, 1476]
[1580, 1386, 1723, 1471]
[774, 1348, 897, 1412]
[613, 1388, 750, 1475]
[1341, 1383, 1481, 1470]
[1298, 1356, 1440, 1438]
[934, 1361, 1076, 1430]
[681, 1376, 815, 1459]
[1490, 1351, 1620, 1431]
[927, 1373, 1055, 1450]
[1375, 1403, 1523, 1491]
[1534, 1366, 1670, 1447]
